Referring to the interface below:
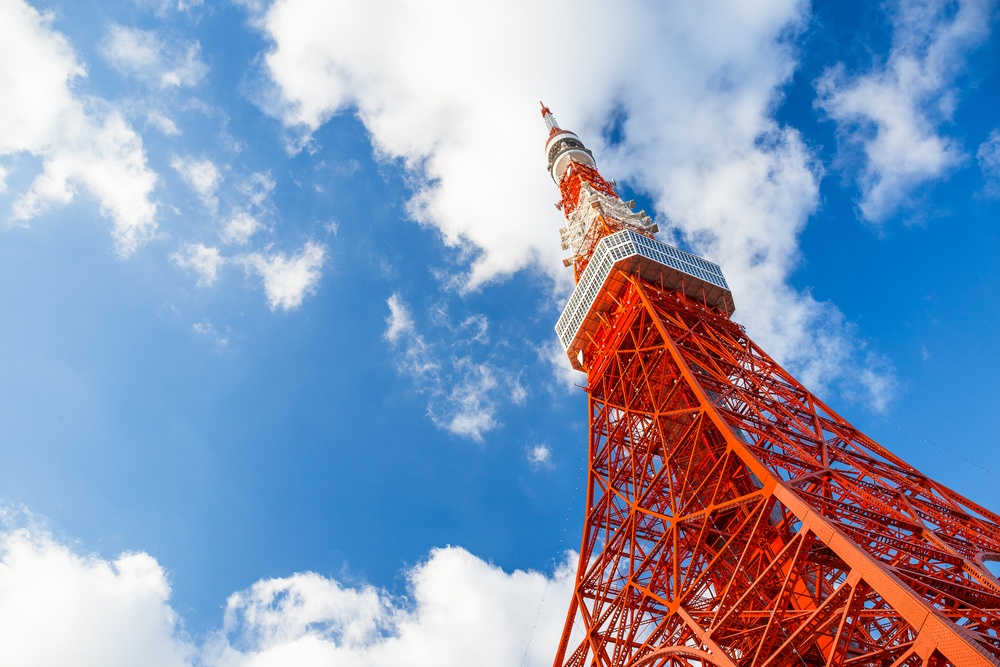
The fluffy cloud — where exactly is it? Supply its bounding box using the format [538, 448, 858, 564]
[0, 523, 192, 667]
[252, 0, 895, 406]
[0, 0, 158, 256]
[207, 546, 574, 667]
[244, 241, 326, 311]
[383, 294, 526, 441]
[817, 0, 994, 221]
[172, 242, 224, 286]
[101, 24, 207, 88]
[0, 520, 573, 667]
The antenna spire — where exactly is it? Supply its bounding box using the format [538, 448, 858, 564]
[540, 101, 559, 133]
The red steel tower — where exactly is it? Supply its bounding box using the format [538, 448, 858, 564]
[542, 104, 1000, 667]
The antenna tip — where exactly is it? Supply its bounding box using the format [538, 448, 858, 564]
[540, 101, 552, 117]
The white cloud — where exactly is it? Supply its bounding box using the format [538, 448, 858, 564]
[384, 294, 440, 381]
[527, 444, 553, 469]
[171, 155, 221, 212]
[101, 24, 207, 89]
[148, 110, 181, 136]
[458, 314, 489, 344]
[541, 339, 582, 393]
[816, 0, 994, 221]
[0, 0, 158, 256]
[855, 352, 898, 413]
[383, 294, 527, 441]
[218, 572, 385, 653]
[384, 293, 416, 344]
[171, 242, 224, 286]
[0, 518, 574, 667]
[136, 0, 206, 16]
[217, 173, 275, 245]
[0, 523, 193, 667]
[979, 129, 1000, 197]
[255, 0, 895, 406]
[193, 321, 231, 348]
[206, 546, 574, 667]
[510, 377, 527, 405]
[244, 241, 326, 311]
[238, 172, 276, 210]
[220, 211, 263, 245]
[434, 359, 500, 440]
[0, 165, 7, 193]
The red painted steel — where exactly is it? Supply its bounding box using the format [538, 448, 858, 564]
[547, 112, 1000, 667]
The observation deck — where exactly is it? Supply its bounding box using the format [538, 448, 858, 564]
[555, 230, 735, 369]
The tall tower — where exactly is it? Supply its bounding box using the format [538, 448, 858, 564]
[543, 104, 1000, 667]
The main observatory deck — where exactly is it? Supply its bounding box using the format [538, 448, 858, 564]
[555, 229, 735, 369]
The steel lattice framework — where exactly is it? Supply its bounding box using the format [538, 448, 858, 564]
[541, 104, 1000, 667]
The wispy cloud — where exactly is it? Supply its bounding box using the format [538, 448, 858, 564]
[817, 0, 995, 222]
[979, 129, 1000, 197]
[171, 242, 223, 287]
[146, 110, 181, 136]
[170, 155, 221, 212]
[192, 321, 232, 349]
[541, 340, 583, 394]
[101, 24, 207, 89]
[383, 294, 526, 442]
[218, 172, 274, 245]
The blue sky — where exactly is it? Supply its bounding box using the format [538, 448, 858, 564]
[1, 0, 999, 664]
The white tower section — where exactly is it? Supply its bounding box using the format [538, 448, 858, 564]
[543, 107, 597, 184]
[541, 104, 658, 265]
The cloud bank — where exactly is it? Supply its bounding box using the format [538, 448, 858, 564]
[0, 523, 191, 667]
[0, 520, 572, 667]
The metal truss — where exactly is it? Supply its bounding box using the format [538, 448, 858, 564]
[553, 276, 1000, 667]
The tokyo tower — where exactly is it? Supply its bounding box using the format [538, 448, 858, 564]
[541, 104, 1000, 667]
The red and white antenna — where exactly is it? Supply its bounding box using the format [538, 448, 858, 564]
[540, 103, 657, 278]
